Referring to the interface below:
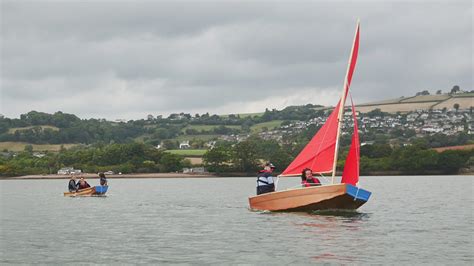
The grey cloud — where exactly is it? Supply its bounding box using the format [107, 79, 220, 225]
[1, 0, 472, 120]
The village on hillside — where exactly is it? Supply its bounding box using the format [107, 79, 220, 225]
[175, 90, 474, 149]
[182, 107, 472, 148]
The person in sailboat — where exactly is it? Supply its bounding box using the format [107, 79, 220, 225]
[256, 162, 276, 195]
[301, 168, 321, 187]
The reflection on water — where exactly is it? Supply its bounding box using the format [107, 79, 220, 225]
[291, 211, 368, 233]
[310, 209, 370, 218]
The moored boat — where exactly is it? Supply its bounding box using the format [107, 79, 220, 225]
[63, 186, 108, 197]
[249, 20, 372, 212]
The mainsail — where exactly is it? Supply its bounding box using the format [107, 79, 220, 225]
[280, 21, 360, 177]
[280, 100, 341, 176]
[341, 98, 360, 186]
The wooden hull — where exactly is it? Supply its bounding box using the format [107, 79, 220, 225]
[63, 186, 108, 197]
[248, 184, 371, 212]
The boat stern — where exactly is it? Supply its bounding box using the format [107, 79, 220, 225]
[94, 186, 108, 195]
[345, 184, 371, 202]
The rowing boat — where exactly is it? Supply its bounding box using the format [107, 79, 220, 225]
[63, 186, 108, 197]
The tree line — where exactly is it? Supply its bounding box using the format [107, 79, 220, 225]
[202, 136, 473, 175]
[0, 134, 472, 177]
[0, 143, 189, 177]
[0, 105, 326, 145]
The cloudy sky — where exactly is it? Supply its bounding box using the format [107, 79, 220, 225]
[1, 0, 472, 120]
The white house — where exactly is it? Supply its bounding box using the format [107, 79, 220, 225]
[57, 167, 74, 175]
[179, 141, 191, 149]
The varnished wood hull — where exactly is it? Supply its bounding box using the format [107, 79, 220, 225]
[63, 186, 108, 197]
[248, 184, 371, 212]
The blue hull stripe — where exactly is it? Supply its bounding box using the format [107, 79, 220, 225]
[94, 186, 108, 194]
[345, 184, 371, 202]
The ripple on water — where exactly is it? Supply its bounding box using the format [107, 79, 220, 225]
[0, 176, 473, 264]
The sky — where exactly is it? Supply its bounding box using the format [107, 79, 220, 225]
[1, 0, 472, 120]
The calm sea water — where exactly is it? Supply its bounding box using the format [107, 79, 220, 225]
[0, 176, 472, 264]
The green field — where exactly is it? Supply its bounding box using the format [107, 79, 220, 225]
[220, 112, 264, 118]
[0, 142, 77, 152]
[165, 149, 207, 156]
[453, 92, 474, 98]
[8, 125, 60, 134]
[357, 93, 473, 113]
[399, 95, 451, 103]
[182, 124, 241, 132]
[172, 134, 219, 141]
[250, 120, 284, 133]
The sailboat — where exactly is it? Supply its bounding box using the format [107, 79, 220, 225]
[248, 21, 372, 212]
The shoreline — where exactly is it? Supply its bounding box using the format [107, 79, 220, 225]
[0, 173, 217, 180]
[1, 171, 473, 180]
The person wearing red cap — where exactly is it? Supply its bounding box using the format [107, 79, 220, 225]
[256, 162, 276, 195]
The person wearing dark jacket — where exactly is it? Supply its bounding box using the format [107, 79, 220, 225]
[77, 177, 91, 190]
[99, 172, 108, 186]
[256, 163, 276, 195]
[301, 168, 321, 187]
[68, 176, 78, 192]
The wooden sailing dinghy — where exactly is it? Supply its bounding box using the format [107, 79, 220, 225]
[249, 21, 371, 212]
[63, 186, 108, 197]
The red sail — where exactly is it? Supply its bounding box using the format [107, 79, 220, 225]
[281, 100, 341, 176]
[280, 22, 360, 177]
[344, 23, 360, 98]
[341, 99, 360, 186]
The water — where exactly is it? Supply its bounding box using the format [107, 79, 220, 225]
[0, 176, 472, 264]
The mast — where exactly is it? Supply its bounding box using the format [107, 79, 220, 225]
[331, 20, 360, 183]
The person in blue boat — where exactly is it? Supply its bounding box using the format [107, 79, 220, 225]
[77, 176, 91, 190]
[256, 162, 276, 195]
[301, 168, 321, 187]
[68, 175, 78, 192]
[99, 172, 108, 186]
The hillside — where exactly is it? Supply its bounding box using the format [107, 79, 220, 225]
[0, 92, 472, 153]
[357, 93, 473, 113]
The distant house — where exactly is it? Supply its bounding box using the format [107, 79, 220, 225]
[155, 144, 162, 149]
[179, 141, 191, 149]
[0, 151, 12, 159]
[206, 141, 216, 149]
[407, 113, 418, 122]
[57, 167, 74, 175]
[32, 152, 46, 158]
[183, 167, 207, 174]
[57, 167, 81, 175]
[361, 141, 375, 146]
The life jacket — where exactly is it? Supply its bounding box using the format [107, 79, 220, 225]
[256, 170, 274, 187]
[78, 181, 91, 189]
[302, 176, 321, 187]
